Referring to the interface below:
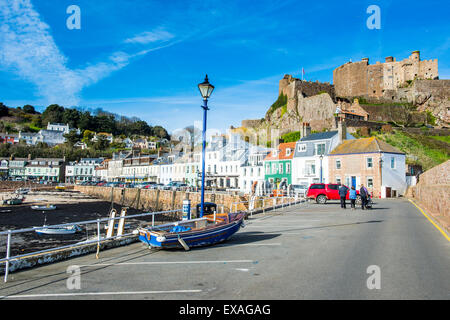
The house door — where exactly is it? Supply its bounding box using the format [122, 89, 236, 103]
[386, 187, 392, 198]
[351, 176, 356, 188]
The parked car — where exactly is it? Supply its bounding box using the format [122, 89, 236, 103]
[139, 182, 156, 189]
[290, 184, 308, 197]
[306, 183, 360, 204]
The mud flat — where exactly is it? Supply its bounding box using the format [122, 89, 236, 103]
[0, 190, 179, 257]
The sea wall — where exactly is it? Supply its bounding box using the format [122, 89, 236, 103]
[74, 186, 251, 213]
[407, 160, 450, 232]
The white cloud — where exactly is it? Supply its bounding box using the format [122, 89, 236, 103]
[0, 0, 177, 107]
[124, 29, 174, 44]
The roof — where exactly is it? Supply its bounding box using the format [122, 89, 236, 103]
[264, 142, 296, 160]
[300, 131, 337, 142]
[330, 137, 404, 155]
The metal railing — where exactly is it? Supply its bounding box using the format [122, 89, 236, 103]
[231, 195, 305, 217]
[0, 208, 182, 283]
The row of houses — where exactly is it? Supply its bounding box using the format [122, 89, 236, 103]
[0, 156, 66, 182]
[0, 121, 410, 198]
[92, 121, 408, 198]
[0, 122, 167, 150]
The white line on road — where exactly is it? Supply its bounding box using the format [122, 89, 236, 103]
[78, 260, 255, 267]
[0, 289, 202, 299]
[227, 243, 281, 247]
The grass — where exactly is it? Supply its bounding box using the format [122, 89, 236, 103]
[376, 130, 450, 170]
[267, 93, 287, 117]
[430, 135, 450, 144]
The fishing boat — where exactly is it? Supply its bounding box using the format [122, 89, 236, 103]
[2, 195, 25, 205]
[137, 212, 245, 250]
[15, 188, 30, 195]
[34, 224, 81, 235]
[31, 204, 57, 211]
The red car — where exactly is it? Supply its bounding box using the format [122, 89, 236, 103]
[307, 183, 360, 204]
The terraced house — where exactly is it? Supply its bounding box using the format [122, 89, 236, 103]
[264, 142, 296, 188]
[328, 137, 407, 198]
[25, 158, 65, 182]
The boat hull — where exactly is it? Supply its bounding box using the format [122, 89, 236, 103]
[34, 225, 80, 235]
[31, 205, 56, 211]
[138, 214, 244, 249]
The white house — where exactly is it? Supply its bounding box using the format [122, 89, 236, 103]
[292, 123, 354, 187]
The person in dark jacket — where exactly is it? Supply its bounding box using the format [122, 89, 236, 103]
[338, 184, 349, 209]
[359, 184, 369, 210]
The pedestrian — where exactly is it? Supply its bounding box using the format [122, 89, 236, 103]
[338, 184, 349, 209]
[359, 184, 368, 210]
[349, 186, 357, 210]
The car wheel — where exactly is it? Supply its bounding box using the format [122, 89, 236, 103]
[316, 195, 327, 204]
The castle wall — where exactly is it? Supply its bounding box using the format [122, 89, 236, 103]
[333, 52, 439, 99]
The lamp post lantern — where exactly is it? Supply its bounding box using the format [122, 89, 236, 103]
[198, 75, 214, 218]
[319, 154, 324, 183]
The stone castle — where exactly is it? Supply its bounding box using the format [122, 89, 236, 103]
[239, 50, 449, 136]
[333, 50, 439, 100]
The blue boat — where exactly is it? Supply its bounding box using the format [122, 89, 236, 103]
[137, 212, 245, 250]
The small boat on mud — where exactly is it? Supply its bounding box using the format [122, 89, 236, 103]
[31, 204, 57, 211]
[15, 188, 30, 195]
[137, 212, 245, 250]
[3, 195, 25, 205]
[34, 224, 82, 235]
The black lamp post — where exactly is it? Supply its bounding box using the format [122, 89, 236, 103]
[198, 75, 214, 218]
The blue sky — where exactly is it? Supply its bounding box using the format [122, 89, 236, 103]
[0, 0, 449, 135]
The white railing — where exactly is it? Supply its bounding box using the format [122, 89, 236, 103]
[0, 208, 181, 283]
[230, 195, 305, 217]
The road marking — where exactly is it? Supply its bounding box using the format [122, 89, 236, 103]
[78, 260, 255, 267]
[408, 199, 450, 242]
[229, 243, 281, 247]
[0, 289, 202, 299]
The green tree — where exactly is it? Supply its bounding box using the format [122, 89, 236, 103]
[42, 104, 64, 124]
[22, 105, 36, 114]
[93, 135, 110, 151]
[153, 125, 169, 139]
[64, 131, 82, 146]
[0, 102, 9, 117]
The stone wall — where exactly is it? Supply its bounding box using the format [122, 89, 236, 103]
[333, 51, 439, 100]
[407, 160, 450, 232]
[74, 186, 251, 214]
[279, 74, 335, 101]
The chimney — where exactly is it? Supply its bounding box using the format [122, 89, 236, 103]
[338, 120, 347, 144]
[301, 122, 311, 139]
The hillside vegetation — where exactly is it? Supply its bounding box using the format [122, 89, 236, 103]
[375, 128, 450, 171]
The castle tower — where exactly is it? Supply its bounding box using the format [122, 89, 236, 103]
[411, 50, 420, 61]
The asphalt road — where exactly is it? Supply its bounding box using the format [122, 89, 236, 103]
[0, 198, 449, 300]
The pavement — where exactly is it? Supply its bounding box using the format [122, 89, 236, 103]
[0, 198, 449, 300]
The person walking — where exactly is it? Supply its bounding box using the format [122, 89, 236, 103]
[349, 186, 357, 210]
[359, 184, 368, 210]
[338, 184, 349, 209]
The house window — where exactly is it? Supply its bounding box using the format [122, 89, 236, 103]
[305, 161, 316, 175]
[279, 163, 283, 174]
[336, 176, 341, 185]
[272, 163, 277, 174]
[336, 159, 341, 169]
[367, 157, 373, 168]
[390, 157, 395, 169]
[286, 162, 291, 174]
[297, 144, 306, 152]
[315, 143, 326, 155]
[286, 148, 291, 157]
[367, 177, 374, 188]
[266, 164, 270, 174]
